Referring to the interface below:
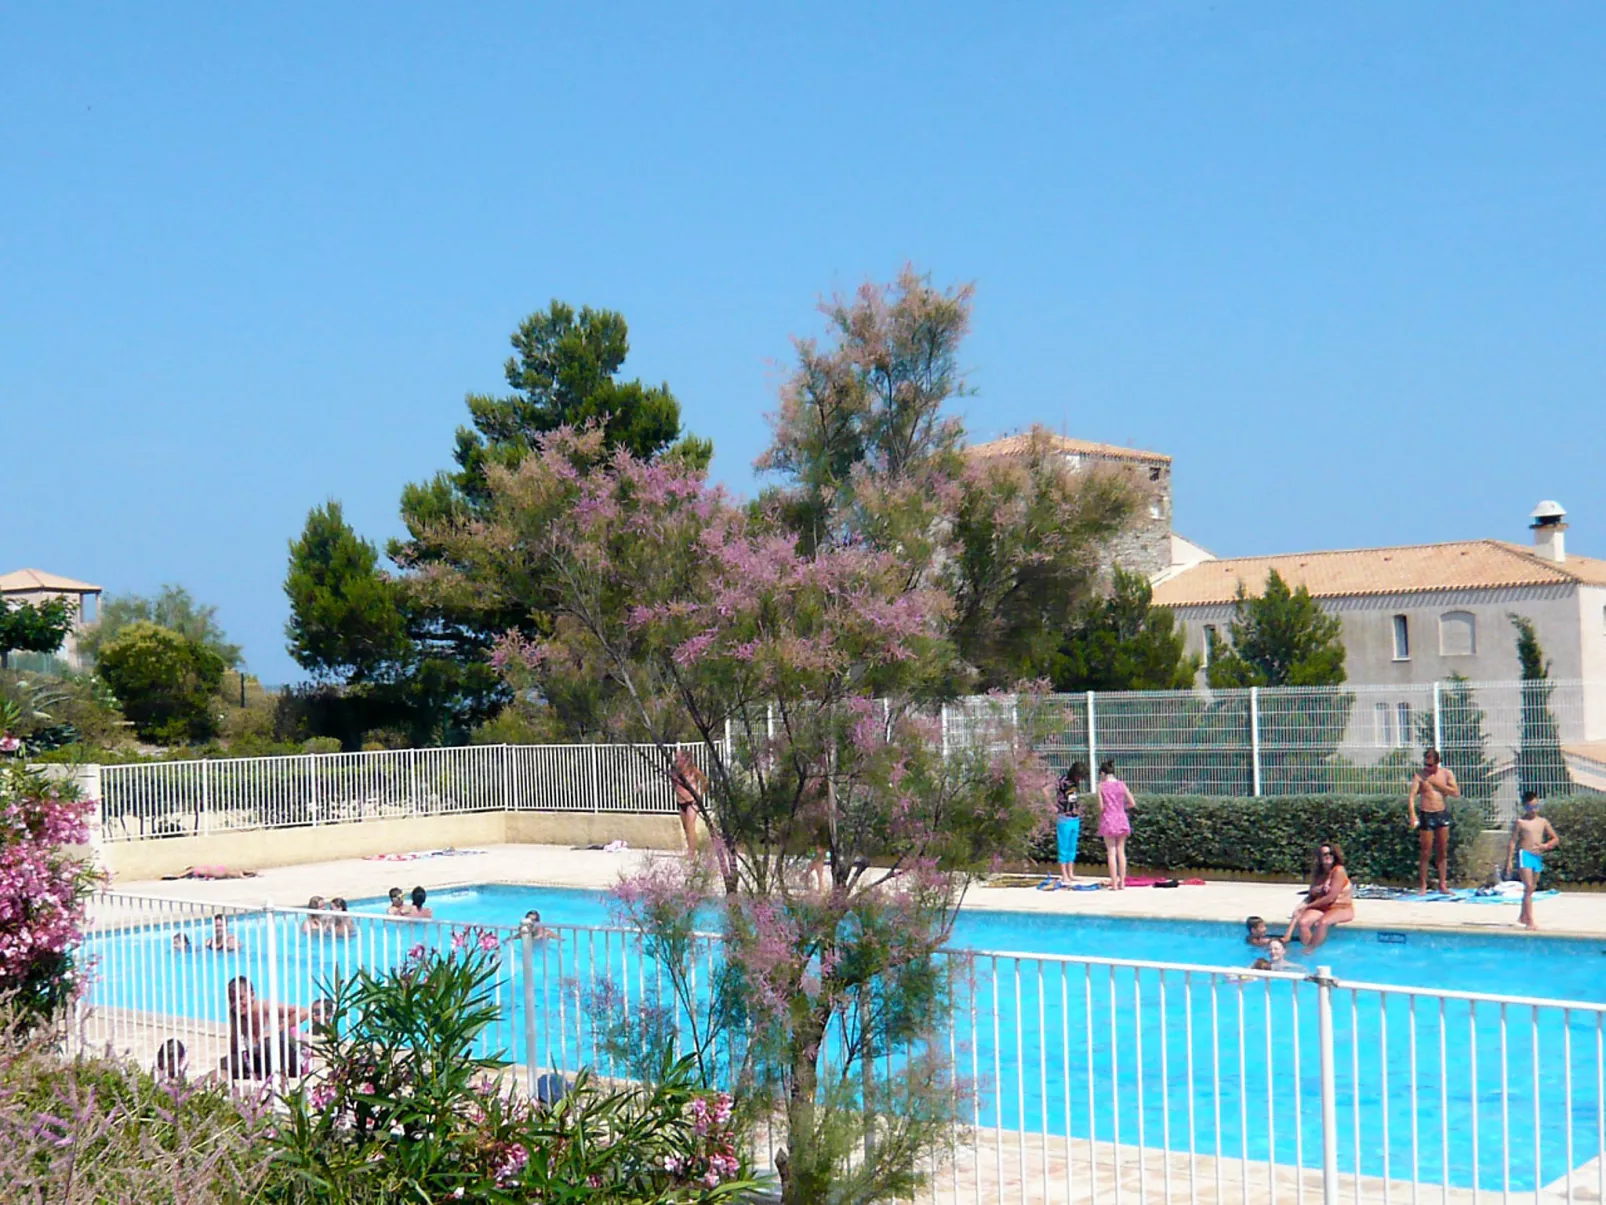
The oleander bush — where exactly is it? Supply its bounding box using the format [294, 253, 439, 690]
[1033, 792, 1484, 885]
[1527, 795, 1606, 884]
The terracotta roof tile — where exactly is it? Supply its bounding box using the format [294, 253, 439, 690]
[968, 432, 1171, 465]
[1152, 540, 1606, 607]
[0, 568, 102, 594]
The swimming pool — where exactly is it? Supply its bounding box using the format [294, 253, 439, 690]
[87, 885, 1606, 1192]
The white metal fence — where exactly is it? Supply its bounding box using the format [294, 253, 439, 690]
[96, 741, 710, 842]
[77, 890, 1606, 1202]
[86, 678, 1605, 841]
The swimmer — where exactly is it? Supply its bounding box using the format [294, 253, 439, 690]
[1245, 916, 1269, 947]
[521, 910, 558, 941]
[205, 914, 241, 952]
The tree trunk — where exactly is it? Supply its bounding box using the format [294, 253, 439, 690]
[781, 1005, 831, 1205]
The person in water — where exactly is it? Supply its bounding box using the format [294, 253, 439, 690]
[1408, 747, 1461, 894]
[1054, 762, 1086, 887]
[1282, 842, 1353, 952]
[1245, 916, 1269, 947]
[386, 887, 406, 915]
[1506, 791, 1560, 931]
[1096, 759, 1135, 891]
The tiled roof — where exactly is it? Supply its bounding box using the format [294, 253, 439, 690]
[1152, 540, 1606, 607]
[0, 568, 102, 594]
[968, 432, 1171, 465]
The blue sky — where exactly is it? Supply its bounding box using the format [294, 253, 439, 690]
[3, 3, 1602, 683]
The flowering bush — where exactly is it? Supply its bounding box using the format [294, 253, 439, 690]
[0, 763, 101, 1025]
[0, 1018, 273, 1203]
[268, 946, 758, 1203]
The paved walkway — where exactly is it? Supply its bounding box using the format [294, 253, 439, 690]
[116, 844, 1606, 939]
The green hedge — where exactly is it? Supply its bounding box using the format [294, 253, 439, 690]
[1528, 795, 1606, 884]
[1036, 793, 1484, 885]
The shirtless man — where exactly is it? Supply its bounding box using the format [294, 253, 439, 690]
[1407, 748, 1460, 894]
[1505, 791, 1560, 931]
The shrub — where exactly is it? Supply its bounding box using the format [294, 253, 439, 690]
[299, 736, 342, 755]
[0, 764, 101, 1026]
[1036, 792, 1484, 885]
[1528, 795, 1606, 884]
[97, 622, 226, 743]
[0, 1022, 272, 1203]
[268, 944, 758, 1203]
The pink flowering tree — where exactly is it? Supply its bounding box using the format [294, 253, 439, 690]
[0, 763, 100, 1026]
[420, 420, 1061, 1202]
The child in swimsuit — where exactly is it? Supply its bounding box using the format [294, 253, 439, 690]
[1096, 759, 1135, 891]
[1506, 791, 1560, 932]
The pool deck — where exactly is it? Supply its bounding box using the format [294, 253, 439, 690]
[115, 843, 1606, 941]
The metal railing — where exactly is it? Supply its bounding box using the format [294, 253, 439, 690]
[85, 677, 1605, 841]
[95, 741, 710, 842]
[76, 891, 1606, 1202]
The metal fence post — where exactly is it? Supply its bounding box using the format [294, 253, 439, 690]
[264, 900, 282, 1089]
[200, 759, 212, 837]
[1316, 964, 1340, 1205]
[520, 925, 540, 1097]
[309, 753, 321, 827]
[1432, 680, 1444, 752]
[409, 748, 421, 817]
[500, 744, 513, 811]
[1086, 691, 1097, 772]
[940, 703, 949, 760]
[1250, 686, 1263, 797]
[590, 744, 602, 814]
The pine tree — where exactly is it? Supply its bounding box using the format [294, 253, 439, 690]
[1509, 615, 1572, 799]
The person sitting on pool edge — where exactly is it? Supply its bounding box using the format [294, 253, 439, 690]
[1281, 841, 1354, 953]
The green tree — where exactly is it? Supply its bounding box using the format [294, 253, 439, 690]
[1414, 674, 1499, 806]
[80, 585, 242, 668]
[1206, 570, 1346, 688]
[385, 302, 709, 739]
[0, 597, 74, 670]
[284, 501, 410, 683]
[758, 269, 1131, 689]
[96, 622, 225, 743]
[1510, 614, 1572, 799]
[1052, 567, 1200, 691]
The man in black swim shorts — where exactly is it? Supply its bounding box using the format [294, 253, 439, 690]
[1407, 747, 1460, 894]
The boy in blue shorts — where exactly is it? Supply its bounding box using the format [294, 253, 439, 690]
[1505, 791, 1560, 931]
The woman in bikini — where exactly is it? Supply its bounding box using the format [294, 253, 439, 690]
[1282, 841, 1354, 952]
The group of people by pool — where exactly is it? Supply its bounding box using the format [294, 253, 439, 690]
[1051, 747, 1564, 938]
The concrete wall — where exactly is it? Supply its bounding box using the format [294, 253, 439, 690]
[1178, 584, 1588, 692]
[1580, 585, 1606, 739]
[101, 809, 697, 882]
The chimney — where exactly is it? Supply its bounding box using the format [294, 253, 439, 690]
[1530, 500, 1568, 563]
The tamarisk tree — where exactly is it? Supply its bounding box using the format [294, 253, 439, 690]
[422, 427, 1054, 1204]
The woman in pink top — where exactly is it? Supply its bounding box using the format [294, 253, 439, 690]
[1097, 759, 1134, 890]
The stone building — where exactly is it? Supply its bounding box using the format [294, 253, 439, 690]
[967, 433, 1177, 578]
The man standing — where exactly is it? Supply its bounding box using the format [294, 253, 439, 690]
[1505, 791, 1560, 931]
[1407, 747, 1460, 894]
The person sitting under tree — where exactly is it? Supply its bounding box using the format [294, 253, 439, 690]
[1505, 790, 1560, 932]
[1408, 747, 1460, 894]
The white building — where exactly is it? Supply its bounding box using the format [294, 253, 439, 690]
[1151, 504, 1606, 750]
[0, 568, 102, 670]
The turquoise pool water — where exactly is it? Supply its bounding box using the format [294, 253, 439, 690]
[92, 885, 1606, 1191]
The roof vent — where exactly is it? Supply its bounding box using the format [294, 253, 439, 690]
[1530, 500, 1567, 563]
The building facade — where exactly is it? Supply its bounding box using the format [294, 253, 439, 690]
[0, 568, 103, 670]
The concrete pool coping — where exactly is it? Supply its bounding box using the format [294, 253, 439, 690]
[111, 842, 1606, 943]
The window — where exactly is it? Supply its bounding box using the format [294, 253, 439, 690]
[80, 593, 97, 624]
[1148, 466, 1162, 483]
[1439, 611, 1476, 657]
[1374, 702, 1392, 746]
[1392, 615, 1410, 660]
[1396, 703, 1412, 748]
[1149, 503, 1162, 519]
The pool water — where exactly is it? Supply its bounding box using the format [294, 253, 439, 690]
[91, 884, 1606, 1191]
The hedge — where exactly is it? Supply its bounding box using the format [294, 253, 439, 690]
[1035, 793, 1485, 885]
[1525, 795, 1606, 884]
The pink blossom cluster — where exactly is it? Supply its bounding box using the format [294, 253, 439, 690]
[0, 780, 98, 1001]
